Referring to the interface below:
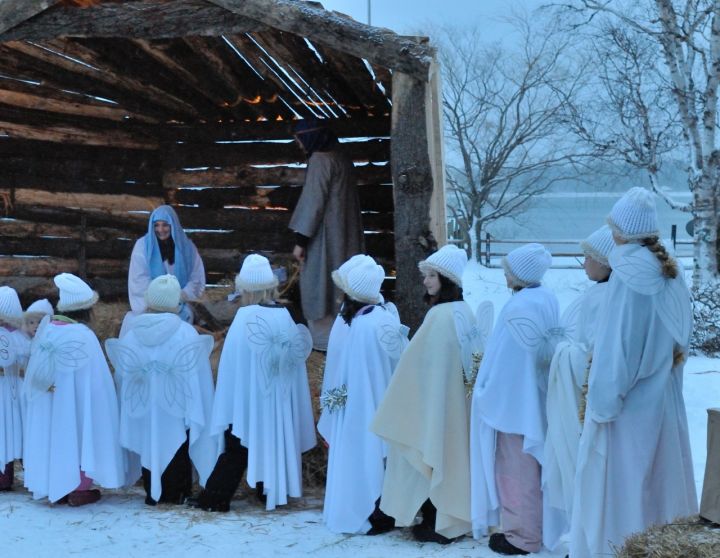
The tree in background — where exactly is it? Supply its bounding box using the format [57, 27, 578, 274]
[436, 17, 589, 260]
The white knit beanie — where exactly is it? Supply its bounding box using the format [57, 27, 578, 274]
[580, 225, 615, 267]
[502, 243, 552, 287]
[145, 274, 182, 313]
[0, 286, 23, 323]
[418, 244, 468, 287]
[331, 254, 369, 294]
[607, 187, 659, 240]
[235, 254, 278, 293]
[25, 298, 54, 317]
[54, 273, 99, 312]
[333, 255, 384, 304]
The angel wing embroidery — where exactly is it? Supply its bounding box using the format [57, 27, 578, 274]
[106, 339, 149, 417]
[454, 301, 494, 387]
[246, 314, 299, 397]
[505, 316, 568, 370]
[0, 330, 16, 369]
[376, 322, 410, 360]
[559, 295, 583, 342]
[25, 336, 88, 399]
[281, 324, 313, 371]
[656, 276, 693, 346]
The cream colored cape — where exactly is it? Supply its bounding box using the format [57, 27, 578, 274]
[371, 301, 472, 539]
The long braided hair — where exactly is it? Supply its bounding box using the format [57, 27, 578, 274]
[642, 236, 678, 279]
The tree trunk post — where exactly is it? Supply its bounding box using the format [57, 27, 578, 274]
[391, 70, 437, 333]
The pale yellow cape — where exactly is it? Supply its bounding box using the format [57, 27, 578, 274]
[371, 301, 472, 538]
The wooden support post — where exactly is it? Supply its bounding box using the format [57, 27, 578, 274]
[391, 70, 436, 333]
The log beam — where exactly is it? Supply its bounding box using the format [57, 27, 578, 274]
[0, 0, 58, 37]
[208, 0, 433, 80]
[0, 119, 158, 149]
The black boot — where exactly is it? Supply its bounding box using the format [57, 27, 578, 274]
[366, 498, 395, 535]
[411, 500, 460, 544]
[488, 533, 529, 555]
[194, 428, 248, 512]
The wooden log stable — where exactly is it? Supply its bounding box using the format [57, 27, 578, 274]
[0, 0, 447, 333]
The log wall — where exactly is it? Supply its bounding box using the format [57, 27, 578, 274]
[0, 117, 394, 306]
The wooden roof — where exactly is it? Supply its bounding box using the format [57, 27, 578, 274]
[0, 0, 435, 139]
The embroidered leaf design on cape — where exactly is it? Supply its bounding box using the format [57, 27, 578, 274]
[26, 335, 89, 398]
[0, 330, 15, 367]
[246, 314, 299, 397]
[376, 323, 409, 360]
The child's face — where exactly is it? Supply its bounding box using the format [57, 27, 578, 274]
[423, 270, 441, 297]
[23, 316, 42, 337]
[583, 256, 611, 282]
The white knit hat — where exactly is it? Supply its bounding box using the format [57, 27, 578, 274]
[332, 255, 385, 304]
[145, 274, 182, 313]
[502, 243, 553, 287]
[418, 244, 468, 287]
[54, 273, 99, 312]
[235, 254, 278, 293]
[607, 187, 659, 240]
[25, 298, 54, 317]
[580, 225, 615, 267]
[0, 286, 23, 323]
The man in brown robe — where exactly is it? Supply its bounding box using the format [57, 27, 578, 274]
[289, 119, 364, 350]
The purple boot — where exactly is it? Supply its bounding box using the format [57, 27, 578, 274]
[0, 462, 13, 491]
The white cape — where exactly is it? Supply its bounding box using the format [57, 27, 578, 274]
[23, 320, 125, 502]
[543, 281, 607, 549]
[470, 286, 560, 538]
[211, 304, 316, 510]
[0, 327, 29, 466]
[105, 313, 221, 502]
[570, 244, 697, 558]
[318, 304, 408, 534]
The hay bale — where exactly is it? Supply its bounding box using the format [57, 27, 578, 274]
[615, 516, 720, 558]
[302, 350, 328, 488]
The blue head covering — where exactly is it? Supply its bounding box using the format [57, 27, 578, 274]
[293, 118, 338, 156]
[144, 205, 195, 288]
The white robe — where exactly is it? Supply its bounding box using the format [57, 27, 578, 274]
[23, 320, 125, 502]
[105, 313, 221, 502]
[318, 304, 407, 534]
[570, 244, 697, 558]
[210, 304, 316, 511]
[470, 286, 560, 538]
[543, 281, 608, 549]
[127, 237, 206, 315]
[0, 327, 29, 467]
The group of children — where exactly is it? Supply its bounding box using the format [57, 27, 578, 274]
[0, 186, 697, 558]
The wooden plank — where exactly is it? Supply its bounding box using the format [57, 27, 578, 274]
[390, 71, 436, 333]
[10, 188, 163, 213]
[0, 255, 127, 278]
[0, 0, 58, 37]
[0, 137, 158, 164]
[163, 163, 390, 188]
[1, 174, 161, 197]
[10, 204, 150, 234]
[0, 237, 133, 259]
[163, 138, 390, 168]
[0, 218, 129, 243]
[163, 116, 390, 143]
[0, 0, 265, 42]
[0, 78, 159, 124]
[207, 0, 433, 80]
[0, 119, 158, 149]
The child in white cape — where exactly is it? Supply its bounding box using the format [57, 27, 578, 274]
[318, 254, 409, 535]
[195, 254, 316, 512]
[0, 286, 30, 491]
[106, 274, 220, 506]
[569, 188, 696, 558]
[23, 274, 125, 506]
[471, 243, 559, 556]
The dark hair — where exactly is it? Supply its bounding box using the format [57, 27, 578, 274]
[61, 307, 94, 324]
[339, 293, 370, 326]
[293, 118, 338, 155]
[642, 236, 678, 279]
[158, 236, 175, 265]
[424, 273, 464, 306]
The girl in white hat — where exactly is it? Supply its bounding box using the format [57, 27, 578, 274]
[372, 244, 487, 544]
[543, 226, 614, 550]
[471, 243, 560, 555]
[105, 274, 220, 506]
[194, 254, 316, 512]
[22, 274, 125, 506]
[0, 286, 29, 491]
[318, 254, 408, 535]
[569, 187, 696, 558]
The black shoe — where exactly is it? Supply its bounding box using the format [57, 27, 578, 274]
[145, 495, 157, 506]
[411, 522, 459, 545]
[366, 501, 395, 535]
[255, 482, 267, 505]
[488, 533, 529, 555]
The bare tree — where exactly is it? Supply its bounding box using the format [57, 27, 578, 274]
[559, 0, 720, 287]
[436, 17, 588, 259]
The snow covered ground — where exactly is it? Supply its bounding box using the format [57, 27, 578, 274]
[2, 262, 718, 558]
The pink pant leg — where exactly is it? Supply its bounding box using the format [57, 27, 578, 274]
[495, 432, 542, 553]
[75, 470, 94, 491]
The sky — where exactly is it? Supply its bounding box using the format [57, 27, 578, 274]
[319, 0, 546, 36]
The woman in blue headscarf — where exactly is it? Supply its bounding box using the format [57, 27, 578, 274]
[127, 205, 205, 323]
